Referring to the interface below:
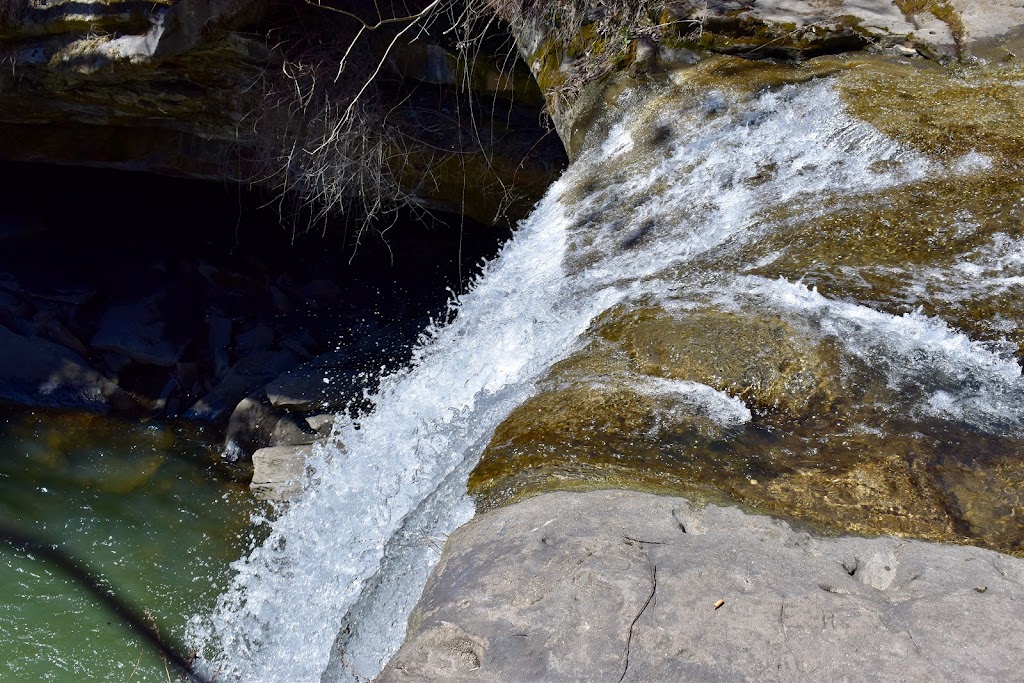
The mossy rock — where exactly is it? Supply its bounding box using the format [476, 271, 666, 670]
[595, 305, 842, 419]
[741, 59, 1024, 356]
[471, 303, 1024, 555]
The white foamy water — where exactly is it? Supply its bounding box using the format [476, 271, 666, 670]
[729, 276, 1024, 434]
[189, 77, 1014, 682]
[632, 376, 753, 428]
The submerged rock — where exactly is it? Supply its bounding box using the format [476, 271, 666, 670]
[381, 490, 1024, 683]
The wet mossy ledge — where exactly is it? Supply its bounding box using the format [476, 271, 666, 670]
[490, 0, 1024, 158]
[459, 2, 1024, 557]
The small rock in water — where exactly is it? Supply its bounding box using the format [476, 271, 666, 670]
[250, 445, 314, 500]
[305, 413, 337, 438]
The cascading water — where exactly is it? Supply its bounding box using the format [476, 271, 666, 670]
[189, 74, 1024, 682]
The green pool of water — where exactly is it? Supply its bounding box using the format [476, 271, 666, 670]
[0, 411, 260, 682]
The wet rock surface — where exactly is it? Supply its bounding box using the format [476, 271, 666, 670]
[380, 489, 1024, 683]
[494, 0, 1024, 156]
[471, 47, 1024, 555]
[250, 444, 314, 501]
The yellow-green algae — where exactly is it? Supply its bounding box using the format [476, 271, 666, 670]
[471, 54, 1024, 555]
[743, 59, 1024, 354]
[471, 303, 1024, 554]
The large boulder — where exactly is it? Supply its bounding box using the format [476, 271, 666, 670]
[381, 489, 1024, 683]
[0, 324, 133, 411]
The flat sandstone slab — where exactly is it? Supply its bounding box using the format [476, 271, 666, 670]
[380, 490, 1024, 683]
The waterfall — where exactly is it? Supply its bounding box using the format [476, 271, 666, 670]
[188, 76, 1023, 682]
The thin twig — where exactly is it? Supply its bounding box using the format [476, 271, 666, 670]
[619, 563, 657, 683]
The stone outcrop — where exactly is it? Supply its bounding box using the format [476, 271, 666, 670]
[0, 0, 564, 225]
[490, 0, 1024, 156]
[0, 323, 134, 411]
[380, 489, 1024, 683]
[469, 1, 1024, 556]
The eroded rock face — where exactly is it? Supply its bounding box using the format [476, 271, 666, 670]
[380, 490, 1024, 683]
[0, 1, 564, 225]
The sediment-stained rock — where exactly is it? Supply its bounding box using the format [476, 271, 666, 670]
[249, 443, 314, 500]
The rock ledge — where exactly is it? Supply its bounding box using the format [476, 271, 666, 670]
[380, 489, 1024, 683]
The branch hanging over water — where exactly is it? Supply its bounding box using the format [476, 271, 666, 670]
[0, 522, 210, 683]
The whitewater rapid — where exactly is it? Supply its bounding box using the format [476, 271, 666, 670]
[188, 77, 1024, 682]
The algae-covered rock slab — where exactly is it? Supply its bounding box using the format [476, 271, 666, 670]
[380, 489, 1024, 683]
[470, 300, 986, 548]
[471, 45, 1024, 554]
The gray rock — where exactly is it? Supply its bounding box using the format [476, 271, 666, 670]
[208, 315, 233, 382]
[298, 278, 343, 301]
[265, 351, 351, 412]
[0, 324, 134, 412]
[32, 311, 87, 357]
[270, 286, 291, 313]
[92, 291, 194, 366]
[0, 290, 31, 331]
[952, 0, 1024, 42]
[0, 270, 95, 306]
[380, 490, 1024, 683]
[250, 444, 314, 500]
[305, 413, 338, 438]
[223, 394, 279, 461]
[280, 329, 318, 360]
[235, 324, 275, 356]
[185, 349, 297, 423]
[271, 414, 318, 447]
[0, 211, 46, 242]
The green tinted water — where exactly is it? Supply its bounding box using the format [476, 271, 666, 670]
[0, 411, 260, 682]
